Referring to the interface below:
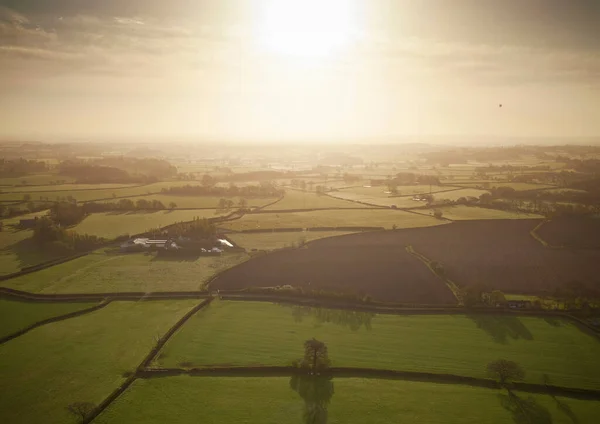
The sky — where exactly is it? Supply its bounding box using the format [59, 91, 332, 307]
[0, 0, 599, 141]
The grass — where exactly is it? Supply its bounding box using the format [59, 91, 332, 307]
[228, 231, 358, 251]
[0, 211, 62, 275]
[156, 301, 600, 390]
[0, 183, 140, 193]
[328, 185, 456, 208]
[98, 194, 276, 209]
[72, 210, 225, 239]
[219, 209, 444, 231]
[433, 188, 491, 201]
[95, 376, 600, 424]
[263, 190, 367, 210]
[454, 182, 556, 191]
[1, 249, 250, 293]
[410, 205, 544, 220]
[0, 300, 199, 424]
[0, 174, 75, 186]
[0, 181, 194, 203]
[0, 299, 97, 339]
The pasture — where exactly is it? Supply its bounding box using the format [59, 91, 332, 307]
[1, 249, 249, 293]
[432, 188, 491, 201]
[72, 210, 224, 239]
[410, 205, 544, 220]
[0, 174, 75, 186]
[0, 300, 199, 424]
[0, 298, 97, 339]
[95, 376, 600, 424]
[328, 185, 455, 208]
[263, 189, 367, 210]
[218, 209, 444, 231]
[156, 301, 600, 390]
[98, 194, 276, 209]
[0, 211, 62, 275]
[452, 182, 555, 191]
[228, 231, 358, 251]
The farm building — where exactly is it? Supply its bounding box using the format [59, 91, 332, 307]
[120, 238, 167, 252]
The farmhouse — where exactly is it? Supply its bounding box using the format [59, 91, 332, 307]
[120, 238, 167, 252]
[507, 300, 532, 309]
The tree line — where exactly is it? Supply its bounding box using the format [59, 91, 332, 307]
[0, 158, 48, 177]
[160, 182, 283, 198]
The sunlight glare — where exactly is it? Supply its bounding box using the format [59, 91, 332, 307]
[259, 0, 359, 59]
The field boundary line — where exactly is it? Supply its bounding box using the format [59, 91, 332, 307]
[405, 245, 462, 303]
[136, 366, 600, 400]
[84, 298, 213, 424]
[3, 183, 150, 195]
[529, 220, 562, 249]
[0, 299, 111, 345]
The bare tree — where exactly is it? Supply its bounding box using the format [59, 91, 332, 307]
[66, 402, 96, 424]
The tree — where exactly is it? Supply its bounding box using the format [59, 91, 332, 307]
[489, 290, 507, 306]
[487, 359, 525, 386]
[301, 338, 330, 373]
[238, 198, 248, 209]
[66, 402, 95, 424]
[202, 174, 215, 187]
[23, 194, 31, 201]
[169, 202, 177, 210]
[433, 209, 443, 219]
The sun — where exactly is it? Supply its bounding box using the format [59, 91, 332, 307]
[258, 0, 359, 59]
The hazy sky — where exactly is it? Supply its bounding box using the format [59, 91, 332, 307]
[1, 0, 599, 141]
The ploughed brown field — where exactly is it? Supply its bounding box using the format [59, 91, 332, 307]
[211, 220, 600, 302]
[536, 218, 600, 249]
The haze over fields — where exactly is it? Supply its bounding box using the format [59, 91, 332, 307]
[1, 1, 600, 424]
[1, 0, 599, 141]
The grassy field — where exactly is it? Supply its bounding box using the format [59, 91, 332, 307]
[263, 190, 367, 210]
[228, 231, 358, 251]
[95, 376, 600, 424]
[219, 210, 444, 231]
[0, 299, 97, 339]
[410, 205, 544, 220]
[0, 181, 194, 203]
[156, 301, 600, 390]
[433, 188, 491, 201]
[0, 174, 75, 186]
[1, 249, 249, 293]
[98, 194, 277, 209]
[72, 210, 225, 239]
[0, 211, 62, 275]
[453, 182, 556, 191]
[0, 300, 198, 424]
[328, 185, 456, 208]
[0, 183, 141, 193]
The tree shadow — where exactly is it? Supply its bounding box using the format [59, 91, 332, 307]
[290, 374, 334, 424]
[498, 392, 552, 424]
[469, 315, 533, 344]
[286, 305, 374, 331]
[543, 317, 563, 327]
[1, 237, 62, 269]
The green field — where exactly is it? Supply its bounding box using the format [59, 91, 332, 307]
[453, 182, 556, 191]
[219, 209, 444, 231]
[0, 174, 76, 187]
[72, 210, 225, 239]
[433, 188, 491, 201]
[0, 300, 199, 424]
[410, 205, 544, 220]
[0, 181, 194, 203]
[156, 301, 600, 390]
[263, 190, 367, 210]
[228, 231, 358, 251]
[0, 299, 97, 339]
[0, 211, 62, 275]
[99, 194, 276, 209]
[95, 376, 600, 424]
[1, 249, 249, 293]
[328, 185, 456, 208]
